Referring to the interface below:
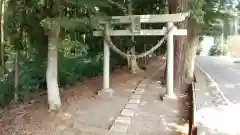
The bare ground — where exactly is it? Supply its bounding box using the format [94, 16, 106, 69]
[0, 57, 192, 135]
[0, 66, 144, 135]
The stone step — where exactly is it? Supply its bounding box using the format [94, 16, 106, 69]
[129, 98, 141, 104]
[125, 103, 138, 110]
[135, 88, 145, 92]
[121, 109, 134, 117]
[114, 116, 131, 125]
[130, 94, 142, 99]
[110, 123, 129, 133]
[134, 90, 144, 95]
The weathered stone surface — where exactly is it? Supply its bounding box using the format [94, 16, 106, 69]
[125, 103, 138, 110]
[114, 116, 131, 125]
[134, 90, 144, 95]
[121, 109, 134, 117]
[110, 123, 129, 133]
[135, 88, 145, 92]
[98, 88, 114, 98]
[133, 92, 143, 96]
[138, 83, 147, 87]
[129, 98, 140, 104]
[130, 94, 142, 99]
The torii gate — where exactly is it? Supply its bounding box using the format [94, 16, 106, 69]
[93, 13, 189, 98]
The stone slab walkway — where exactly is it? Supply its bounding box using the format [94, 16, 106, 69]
[52, 57, 185, 135]
[127, 69, 181, 135]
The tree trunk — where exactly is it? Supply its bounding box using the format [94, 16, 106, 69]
[184, 37, 198, 82]
[130, 55, 143, 73]
[0, 0, 5, 68]
[46, 22, 61, 111]
[127, 0, 142, 74]
[183, 19, 199, 83]
[174, 30, 185, 88]
[14, 50, 20, 102]
[129, 46, 143, 73]
[165, 0, 187, 89]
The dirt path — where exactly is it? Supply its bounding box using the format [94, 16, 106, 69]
[0, 57, 190, 135]
[0, 66, 144, 135]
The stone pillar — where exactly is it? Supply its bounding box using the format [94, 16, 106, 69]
[166, 22, 176, 98]
[98, 24, 114, 98]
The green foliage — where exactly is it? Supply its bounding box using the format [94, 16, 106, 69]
[0, 52, 106, 106]
[208, 44, 228, 56]
[189, 0, 238, 36]
[0, 72, 14, 107]
[0, 0, 118, 107]
[19, 60, 46, 91]
[58, 53, 103, 86]
[189, 0, 205, 25]
[64, 0, 110, 8]
[60, 39, 89, 57]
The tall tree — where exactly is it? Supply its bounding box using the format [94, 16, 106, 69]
[166, 0, 237, 89]
[127, 0, 143, 73]
[166, 0, 188, 89]
[40, 0, 110, 111]
[0, 0, 7, 68]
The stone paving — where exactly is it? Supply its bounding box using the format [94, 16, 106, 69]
[127, 72, 181, 135]
[52, 58, 185, 135]
[109, 60, 165, 134]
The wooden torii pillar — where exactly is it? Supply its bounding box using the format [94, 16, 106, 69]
[93, 13, 189, 98]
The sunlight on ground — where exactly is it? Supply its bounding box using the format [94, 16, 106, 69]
[224, 84, 236, 88]
[197, 104, 240, 134]
[223, 83, 240, 89]
[168, 122, 189, 135]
